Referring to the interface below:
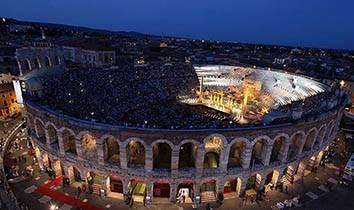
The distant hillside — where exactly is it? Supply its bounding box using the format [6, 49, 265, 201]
[13, 19, 147, 38]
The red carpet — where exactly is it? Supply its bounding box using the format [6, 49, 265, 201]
[35, 176, 103, 210]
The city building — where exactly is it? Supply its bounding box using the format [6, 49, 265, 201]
[0, 83, 20, 119]
[60, 39, 116, 67]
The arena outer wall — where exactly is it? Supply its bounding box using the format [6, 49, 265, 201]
[24, 96, 345, 203]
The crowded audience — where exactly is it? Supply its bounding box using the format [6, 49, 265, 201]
[35, 62, 233, 129]
[26, 63, 344, 129]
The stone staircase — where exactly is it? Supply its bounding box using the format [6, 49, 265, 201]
[201, 191, 216, 203]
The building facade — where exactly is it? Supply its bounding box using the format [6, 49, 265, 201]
[61, 39, 116, 68]
[15, 46, 65, 76]
[0, 83, 20, 119]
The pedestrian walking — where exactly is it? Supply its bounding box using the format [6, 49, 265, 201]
[77, 186, 82, 198]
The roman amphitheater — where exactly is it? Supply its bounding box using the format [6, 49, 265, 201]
[21, 54, 347, 204]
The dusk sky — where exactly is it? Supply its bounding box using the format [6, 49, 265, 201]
[1, 0, 354, 50]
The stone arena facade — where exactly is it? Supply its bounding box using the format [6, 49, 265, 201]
[24, 98, 346, 203]
[16, 46, 65, 76]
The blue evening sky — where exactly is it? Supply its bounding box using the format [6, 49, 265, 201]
[1, 0, 354, 49]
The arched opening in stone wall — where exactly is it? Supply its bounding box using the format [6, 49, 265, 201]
[103, 137, 120, 164]
[87, 171, 101, 194]
[303, 156, 316, 176]
[67, 166, 82, 183]
[200, 180, 216, 201]
[251, 139, 267, 166]
[282, 166, 295, 185]
[327, 122, 336, 142]
[153, 142, 172, 170]
[246, 174, 262, 191]
[42, 153, 50, 168]
[204, 137, 223, 169]
[177, 181, 194, 203]
[23, 59, 31, 71]
[46, 124, 59, 150]
[287, 133, 304, 161]
[224, 177, 241, 195]
[204, 152, 219, 169]
[179, 142, 197, 169]
[62, 129, 77, 155]
[153, 180, 170, 198]
[295, 160, 308, 178]
[127, 140, 145, 168]
[52, 159, 64, 177]
[303, 129, 317, 152]
[227, 141, 245, 168]
[54, 56, 61, 65]
[265, 170, 280, 191]
[87, 172, 101, 185]
[270, 136, 286, 163]
[44, 56, 51, 67]
[35, 119, 46, 144]
[80, 133, 98, 161]
[109, 175, 123, 193]
[315, 151, 324, 166]
[314, 126, 326, 149]
[129, 178, 147, 202]
[34, 57, 41, 69]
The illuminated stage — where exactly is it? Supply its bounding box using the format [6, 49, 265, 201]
[180, 65, 328, 124]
